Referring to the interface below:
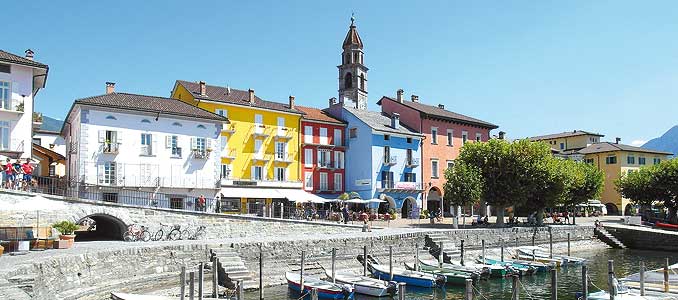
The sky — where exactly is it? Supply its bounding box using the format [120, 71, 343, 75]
[5, 1, 678, 145]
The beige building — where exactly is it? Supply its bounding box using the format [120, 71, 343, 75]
[530, 130, 604, 160]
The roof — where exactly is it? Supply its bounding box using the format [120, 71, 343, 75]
[530, 130, 604, 141]
[175, 80, 302, 114]
[345, 107, 422, 136]
[342, 22, 364, 49]
[296, 106, 345, 125]
[73, 93, 228, 122]
[32, 143, 65, 161]
[37, 115, 64, 133]
[378, 96, 498, 129]
[578, 142, 673, 156]
[0, 50, 48, 69]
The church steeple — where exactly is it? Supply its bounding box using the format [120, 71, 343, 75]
[338, 15, 368, 110]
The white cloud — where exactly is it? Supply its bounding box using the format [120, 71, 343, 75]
[630, 140, 646, 147]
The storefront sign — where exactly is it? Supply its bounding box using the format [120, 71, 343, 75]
[355, 179, 371, 186]
[233, 181, 257, 186]
[395, 182, 416, 190]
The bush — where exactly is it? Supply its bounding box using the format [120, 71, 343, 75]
[52, 221, 79, 235]
[420, 209, 429, 219]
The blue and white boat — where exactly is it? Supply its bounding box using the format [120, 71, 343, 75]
[324, 269, 397, 297]
[286, 272, 354, 300]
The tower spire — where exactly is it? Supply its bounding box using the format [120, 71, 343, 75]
[338, 16, 368, 110]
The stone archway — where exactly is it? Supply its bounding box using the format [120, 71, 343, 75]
[402, 197, 416, 219]
[75, 213, 127, 241]
[378, 195, 396, 214]
[605, 203, 619, 216]
[426, 187, 442, 214]
[624, 204, 635, 216]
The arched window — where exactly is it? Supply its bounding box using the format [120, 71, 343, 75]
[197, 124, 206, 129]
[359, 73, 365, 90]
[345, 72, 352, 88]
[353, 52, 357, 63]
[345, 53, 350, 64]
[141, 119, 151, 124]
[172, 122, 182, 127]
[105, 115, 117, 120]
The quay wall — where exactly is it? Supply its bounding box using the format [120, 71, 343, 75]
[605, 223, 678, 252]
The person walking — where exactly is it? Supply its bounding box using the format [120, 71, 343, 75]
[21, 159, 34, 191]
[341, 204, 349, 224]
[563, 210, 570, 224]
[197, 194, 206, 212]
[4, 159, 15, 189]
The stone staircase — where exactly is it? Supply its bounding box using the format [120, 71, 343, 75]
[210, 247, 257, 290]
[594, 227, 626, 249]
[425, 232, 460, 262]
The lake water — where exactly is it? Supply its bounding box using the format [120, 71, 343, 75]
[248, 248, 678, 299]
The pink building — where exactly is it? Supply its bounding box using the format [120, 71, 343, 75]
[378, 90, 498, 214]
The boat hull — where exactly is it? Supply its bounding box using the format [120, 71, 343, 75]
[370, 267, 438, 288]
[405, 262, 472, 286]
[287, 280, 353, 300]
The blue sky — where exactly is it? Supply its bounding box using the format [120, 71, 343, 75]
[6, 1, 678, 145]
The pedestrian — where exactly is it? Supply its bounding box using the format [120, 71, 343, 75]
[341, 204, 349, 224]
[4, 159, 14, 189]
[563, 210, 570, 224]
[21, 159, 34, 191]
[198, 194, 206, 212]
[215, 196, 222, 213]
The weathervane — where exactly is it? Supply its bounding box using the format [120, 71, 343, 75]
[351, 12, 355, 25]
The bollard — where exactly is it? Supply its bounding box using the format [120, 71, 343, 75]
[550, 268, 557, 300]
[331, 248, 336, 283]
[280, 202, 284, 219]
[515, 236, 519, 249]
[212, 257, 218, 298]
[460, 239, 465, 266]
[532, 249, 536, 262]
[665, 258, 670, 293]
[511, 275, 519, 300]
[608, 260, 615, 300]
[189, 271, 195, 300]
[567, 233, 571, 256]
[311, 287, 319, 300]
[237, 280, 244, 300]
[198, 262, 204, 300]
[438, 242, 444, 268]
[465, 278, 473, 300]
[481, 239, 485, 264]
[532, 234, 535, 247]
[301, 250, 306, 293]
[582, 265, 588, 300]
[549, 227, 553, 259]
[415, 243, 420, 272]
[180, 266, 186, 300]
[259, 246, 264, 300]
[398, 282, 406, 300]
[363, 245, 368, 276]
[501, 239, 505, 262]
[389, 246, 394, 281]
[640, 262, 645, 296]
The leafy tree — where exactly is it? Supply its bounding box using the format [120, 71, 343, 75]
[443, 162, 483, 228]
[563, 161, 604, 224]
[617, 159, 678, 224]
[522, 156, 571, 226]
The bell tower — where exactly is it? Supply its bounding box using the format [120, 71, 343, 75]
[338, 15, 368, 110]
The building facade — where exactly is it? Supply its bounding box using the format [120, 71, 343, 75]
[530, 130, 604, 160]
[62, 83, 227, 209]
[0, 49, 48, 159]
[171, 80, 309, 215]
[579, 142, 672, 216]
[378, 91, 498, 213]
[296, 106, 346, 197]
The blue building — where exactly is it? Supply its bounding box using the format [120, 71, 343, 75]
[326, 103, 424, 218]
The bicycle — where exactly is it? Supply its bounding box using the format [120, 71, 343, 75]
[123, 224, 150, 242]
[154, 223, 181, 241]
[181, 225, 206, 240]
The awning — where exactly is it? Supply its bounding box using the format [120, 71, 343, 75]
[278, 189, 327, 204]
[216, 187, 283, 199]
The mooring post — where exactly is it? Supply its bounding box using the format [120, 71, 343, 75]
[301, 250, 306, 293]
[582, 265, 588, 300]
[501, 239, 505, 262]
[532, 249, 536, 262]
[311, 287, 319, 300]
[511, 275, 519, 300]
[532, 233, 535, 247]
[389, 245, 394, 281]
[438, 242, 444, 268]
[664, 258, 670, 293]
[259, 245, 264, 300]
[460, 239, 465, 266]
[550, 268, 557, 300]
[189, 271, 195, 300]
[465, 278, 473, 300]
[415, 243, 420, 272]
[481, 239, 486, 264]
[198, 262, 204, 300]
[515, 236, 518, 249]
[331, 248, 336, 283]
[237, 280, 244, 300]
[549, 227, 553, 259]
[640, 262, 645, 296]
[180, 266, 186, 300]
[567, 233, 571, 256]
[363, 245, 368, 276]
[212, 257, 218, 298]
[398, 282, 406, 300]
[608, 260, 615, 300]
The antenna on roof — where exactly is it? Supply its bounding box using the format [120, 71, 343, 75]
[226, 84, 230, 95]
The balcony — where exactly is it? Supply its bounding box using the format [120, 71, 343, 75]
[140, 145, 154, 156]
[69, 142, 78, 154]
[222, 148, 237, 160]
[220, 176, 302, 188]
[275, 127, 293, 140]
[405, 157, 420, 167]
[251, 153, 268, 163]
[318, 160, 333, 169]
[101, 142, 120, 154]
[32, 112, 43, 129]
[222, 125, 236, 134]
[377, 181, 423, 193]
[0, 139, 24, 154]
[192, 149, 210, 159]
[170, 147, 182, 158]
[252, 125, 269, 138]
[383, 155, 398, 166]
[0, 98, 24, 114]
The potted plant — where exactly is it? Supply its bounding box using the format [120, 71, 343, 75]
[52, 221, 79, 248]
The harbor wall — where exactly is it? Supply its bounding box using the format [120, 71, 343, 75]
[605, 223, 678, 252]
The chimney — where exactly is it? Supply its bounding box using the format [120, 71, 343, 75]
[199, 81, 206, 97]
[105, 82, 115, 94]
[615, 137, 621, 144]
[498, 131, 506, 140]
[24, 49, 34, 61]
[391, 113, 400, 129]
[289, 95, 296, 110]
[438, 104, 445, 109]
[396, 89, 404, 103]
[248, 89, 255, 104]
[329, 97, 337, 107]
[411, 95, 419, 103]
[226, 85, 231, 95]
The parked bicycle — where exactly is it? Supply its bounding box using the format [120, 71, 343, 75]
[153, 223, 181, 241]
[180, 225, 206, 240]
[122, 224, 150, 242]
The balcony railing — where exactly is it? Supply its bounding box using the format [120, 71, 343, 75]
[69, 142, 78, 154]
[170, 147, 182, 158]
[252, 125, 269, 138]
[0, 139, 24, 153]
[101, 142, 120, 154]
[406, 157, 420, 167]
[140, 145, 153, 156]
[222, 125, 236, 134]
[384, 155, 398, 166]
[192, 149, 210, 159]
[275, 127, 292, 140]
[0, 98, 24, 113]
[318, 160, 333, 169]
[377, 181, 423, 191]
[222, 148, 237, 159]
[274, 152, 292, 163]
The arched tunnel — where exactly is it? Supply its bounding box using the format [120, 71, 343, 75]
[75, 214, 127, 241]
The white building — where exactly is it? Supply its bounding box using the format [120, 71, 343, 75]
[62, 83, 228, 209]
[0, 49, 48, 159]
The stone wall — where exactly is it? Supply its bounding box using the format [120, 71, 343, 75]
[605, 223, 678, 252]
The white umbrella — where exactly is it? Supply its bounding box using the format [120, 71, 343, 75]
[365, 198, 386, 203]
[344, 199, 369, 204]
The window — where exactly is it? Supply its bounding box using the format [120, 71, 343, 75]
[476, 133, 482, 142]
[102, 192, 118, 203]
[221, 164, 231, 179]
[584, 158, 594, 164]
[627, 155, 635, 164]
[462, 131, 468, 144]
[0, 63, 9, 73]
[167, 135, 181, 157]
[334, 151, 345, 169]
[320, 173, 329, 191]
[48, 165, 56, 177]
[381, 171, 394, 188]
[141, 133, 152, 155]
[99, 130, 119, 153]
[319, 128, 328, 145]
[318, 149, 331, 168]
[99, 162, 117, 185]
[0, 81, 9, 110]
[275, 142, 287, 160]
[170, 197, 184, 210]
[345, 72, 352, 88]
[447, 130, 454, 146]
[384, 134, 390, 141]
[406, 137, 412, 144]
[197, 124, 206, 129]
[141, 119, 151, 124]
[404, 172, 416, 182]
[172, 122, 182, 127]
[446, 160, 455, 170]
[334, 129, 342, 146]
[193, 137, 206, 151]
[653, 158, 662, 165]
[215, 109, 228, 117]
[254, 114, 263, 125]
[431, 160, 439, 178]
[304, 126, 313, 144]
[639, 157, 646, 165]
[431, 127, 438, 144]
[254, 139, 263, 159]
[304, 148, 313, 167]
[275, 167, 286, 181]
[383, 146, 391, 163]
[251, 166, 263, 181]
[406, 149, 414, 165]
[334, 173, 343, 192]
[105, 115, 117, 120]
[560, 143, 565, 150]
[605, 156, 617, 164]
[349, 128, 358, 138]
[304, 172, 313, 190]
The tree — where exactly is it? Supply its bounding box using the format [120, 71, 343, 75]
[563, 161, 604, 225]
[443, 162, 483, 228]
[521, 156, 571, 226]
[617, 159, 678, 224]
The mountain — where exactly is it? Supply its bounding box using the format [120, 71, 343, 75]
[643, 125, 678, 157]
[38, 115, 64, 132]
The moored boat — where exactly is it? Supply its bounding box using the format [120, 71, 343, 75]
[286, 272, 354, 300]
[475, 256, 537, 276]
[515, 246, 586, 265]
[417, 258, 489, 280]
[444, 258, 513, 278]
[324, 269, 397, 297]
[358, 255, 445, 288]
[404, 261, 474, 286]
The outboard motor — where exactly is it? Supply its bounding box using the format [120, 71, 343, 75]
[434, 274, 447, 287]
[341, 284, 353, 300]
[386, 281, 398, 296]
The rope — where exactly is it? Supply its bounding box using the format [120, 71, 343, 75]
[472, 283, 490, 300]
[587, 274, 604, 292]
[296, 290, 311, 300]
[517, 276, 536, 299]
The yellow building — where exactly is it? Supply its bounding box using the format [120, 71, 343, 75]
[171, 80, 305, 215]
[579, 142, 672, 215]
[530, 130, 604, 159]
